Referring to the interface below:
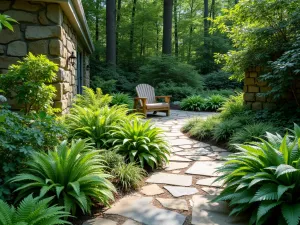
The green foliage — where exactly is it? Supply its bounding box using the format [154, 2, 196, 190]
[180, 96, 206, 111]
[228, 122, 278, 151]
[0, 14, 18, 32]
[214, 124, 300, 224]
[109, 118, 170, 169]
[65, 104, 131, 148]
[91, 77, 117, 94]
[73, 86, 112, 110]
[111, 93, 133, 109]
[156, 82, 196, 102]
[200, 89, 237, 98]
[182, 117, 204, 133]
[0, 110, 66, 201]
[0, 53, 58, 114]
[139, 56, 204, 90]
[203, 71, 242, 90]
[189, 116, 221, 140]
[219, 93, 245, 118]
[204, 94, 226, 111]
[100, 151, 125, 173]
[10, 139, 116, 215]
[0, 195, 70, 225]
[212, 119, 241, 142]
[111, 163, 147, 192]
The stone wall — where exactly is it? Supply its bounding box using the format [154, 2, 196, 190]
[0, 0, 90, 113]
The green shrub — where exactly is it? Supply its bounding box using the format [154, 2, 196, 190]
[73, 86, 112, 110]
[0, 195, 70, 225]
[214, 124, 300, 224]
[182, 117, 204, 133]
[100, 151, 125, 173]
[65, 104, 132, 148]
[201, 89, 237, 98]
[219, 93, 245, 118]
[212, 119, 242, 142]
[156, 82, 196, 102]
[112, 162, 147, 192]
[139, 56, 204, 90]
[0, 53, 58, 114]
[91, 77, 117, 94]
[180, 95, 206, 111]
[111, 92, 133, 108]
[204, 94, 226, 111]
[203, 71, 242, 90]
[229, 122, 278, 151]
[189, 116, 221, 140]
[109, 118, 170, 169]
[10, 139, 116, 215]
[0, 110, 66, 201]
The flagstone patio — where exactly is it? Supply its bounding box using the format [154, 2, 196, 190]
[83, 110, 248, 225]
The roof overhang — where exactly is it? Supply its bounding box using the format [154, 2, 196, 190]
[31, 0, 95, 54]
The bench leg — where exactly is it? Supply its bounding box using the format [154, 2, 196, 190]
[166, 109, 170, 116]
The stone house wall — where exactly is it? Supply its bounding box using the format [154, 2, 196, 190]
[0, 0, 90, 114]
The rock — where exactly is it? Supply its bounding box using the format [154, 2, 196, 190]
[54, 100, 68, 110]
[122, 220, 140, 225]
[105, 196, 186, 225]
[140, 184, 164, 196]
[0, 25, 21, 44]
[28, 40, 49, 55]
[176, 148, 211, 156]
[170, 139, 194, 146]
[201, 187, 223, 195]
[39, 10, 50, 25]
[211, 146, 227, 152]
[49, 39, 63, 56]
[82, 218, 117, 225]
[172, 170, 181, 174]
[0, 1, 11, 11]
[156, 198, 189, 211]
[171, 147, 183, 153]
[165, 162, 190, 171]
[193, 142, 210, 148]
[185, 161, 223, 176]
[0, 56, 18, 69]
[12, 1, 41, 11]
[179, 145, 193, 149]
[169, 155, 192, 162]
[185, 156, 214, 161]
[4, 10, 38, 23]
[7, 41, 27, 57]
[196, 177, 223, 188]
[25, 26, 63, 40]
[47, 4, 63, 25]
[62, 83, 70, 93]
[0, 45, 6, 55]
[146, 173, 192, 186]
[164, 186, 198, 197]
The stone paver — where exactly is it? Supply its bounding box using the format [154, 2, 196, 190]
[169, 155, 192, 162]
[122, 220, 141, 225]
[196, 177, 223, 188]
[211, 146, 227, 152]
[185, 156, 214, 161]
[147, 173, 193, 186]
[165, 162, 190, 171]
[157, 198, 189, 211]
[185, 161, 223, 176]
[164, 186, 198, 197]
[105, 196, 186, 225]
[201, 187, 223, 195]
[170, 139, 195, 146]
[83, 218, 117, 225]
[176, 148, 212, 156]
[140, 184, 164, 196]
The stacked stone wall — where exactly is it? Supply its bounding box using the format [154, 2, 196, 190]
[0, 0, 90, 114]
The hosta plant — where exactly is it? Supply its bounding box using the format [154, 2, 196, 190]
[0, 195, 70, 225]
[204, 94, 226, 111]
[214, 124, 300, 225]
[180, 95, 205, 111]
[111, 92, 133, 108]
[109, 119, 170, 169]
[10, 139, 115, 215]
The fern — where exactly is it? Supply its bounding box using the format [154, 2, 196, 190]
[0, 195, 70, 225]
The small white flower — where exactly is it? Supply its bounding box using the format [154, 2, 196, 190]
[0, 95, 7, 103]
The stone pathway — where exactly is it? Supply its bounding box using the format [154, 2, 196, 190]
[83, 110, 248, 225]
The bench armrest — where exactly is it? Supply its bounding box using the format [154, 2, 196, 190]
[155, 96, 171, 103]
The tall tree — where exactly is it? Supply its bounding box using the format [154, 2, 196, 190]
[162, 0, 173, 55]
[129, 0, 137, 60]
[106, 0, 116, 66]
[174, 0, 178, 57]
[116, 0, 122, 60]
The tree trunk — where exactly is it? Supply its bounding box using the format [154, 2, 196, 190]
[156, 21, 160, 54]
[129, 0, 137, 60]
[95, 0, 100, 42]
[162, 0, 173, 55]
[106, 0, 116, 66]
[174, 0, 178, 57]
[187, 0, 194, 62]
[116, 0, 122, 61]
[140, 25, 144, 57]
[204, 0, 209, 40]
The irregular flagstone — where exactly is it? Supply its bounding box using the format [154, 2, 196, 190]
[169, 155, 192, 162]
[165, 162, 190, 171]
[169, 139, 195, 146]
[164, 186, 198, 197]
[156, 198, 189, 211]
[82, 218, 117, 225]
[172, 170, 181, 174]
[105, 196, 186, 225]
[146, 172, 193, 186]
[178, 144, 193, 149]
[211, 146, 228, 152]
[185, 155, 214, 161]
[185, 161, 223, 176]
[201, 187, 223, 195]
[193, 142, 210, 148]
[140, 184, 164, 196]
[191, 195, 248, 225]
[122, 219, 141, 225]
[176, 148, 212, 156]
[164, 132, 183, 137]
[196, 177, 223, 188]
[171, 147, 183, 153]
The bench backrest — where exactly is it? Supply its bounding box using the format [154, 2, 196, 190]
[136, 84, 156, 104]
